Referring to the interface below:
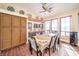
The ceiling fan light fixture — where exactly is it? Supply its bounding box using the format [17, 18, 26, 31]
[44, 11, 48, 14]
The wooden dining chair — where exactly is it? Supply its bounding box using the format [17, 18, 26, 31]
[28, 37, 49, 56]
[28, 37, 40, 56]
[48, 36, 56, 56]
[56, 34, 60, 48]
[53, 34, 60, 52]
[48, 34, 60, 56]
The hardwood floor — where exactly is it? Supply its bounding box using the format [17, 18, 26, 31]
[0, 43, 79, 56]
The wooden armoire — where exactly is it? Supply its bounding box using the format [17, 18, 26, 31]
[0, 13, 27, 51]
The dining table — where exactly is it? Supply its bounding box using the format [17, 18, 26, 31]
[33, 33, 57, 54]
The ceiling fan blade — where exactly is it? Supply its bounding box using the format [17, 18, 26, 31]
[42, 6, 47, 11]
[49, 7, 54, 10]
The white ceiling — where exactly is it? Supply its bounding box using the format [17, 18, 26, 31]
[16, 3, 79, 18]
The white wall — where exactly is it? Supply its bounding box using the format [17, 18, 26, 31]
[0, 3, 36, 18]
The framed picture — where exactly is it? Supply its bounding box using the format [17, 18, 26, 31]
[36, 24, 38, 28]
[34, 24, 36, 28]
[38, 24, 40, 28]
[28, 22, 32, 29]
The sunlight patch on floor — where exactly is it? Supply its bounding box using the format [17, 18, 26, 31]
[62, 44, 79, 56]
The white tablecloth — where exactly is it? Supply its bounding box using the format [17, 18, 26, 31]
[33, 33, 56, 51]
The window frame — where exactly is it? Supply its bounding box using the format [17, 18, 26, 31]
[51, 18, 58, 32]
[44, 20, 51, 33]
[60, 15, 72, 37]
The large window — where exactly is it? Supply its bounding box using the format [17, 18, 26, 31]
[61, 16, 71, 36]
[44, 21, 51, 33]
[51, 19, 58, 32]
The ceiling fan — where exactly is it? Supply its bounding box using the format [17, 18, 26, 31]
[40, 3, 54, 13]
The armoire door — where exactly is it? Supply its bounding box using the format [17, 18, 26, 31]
[12, 16, 20, 27]
[20, 28, 26, 44]
[20, 18, 26, 44]
[0, 13, 11, 50]
[21, 18, 26, 28]
[0, 28, 11, 50]
[12, 28, 20, 47]
[0, 13, 11, 27]
[12, 16, 20, 47]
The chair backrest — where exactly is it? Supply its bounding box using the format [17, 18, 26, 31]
[49, 36, 57, 48]
[54, 34, 60, 45]
[28, 37, 38, 51]
[49, 33, 60, 48]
